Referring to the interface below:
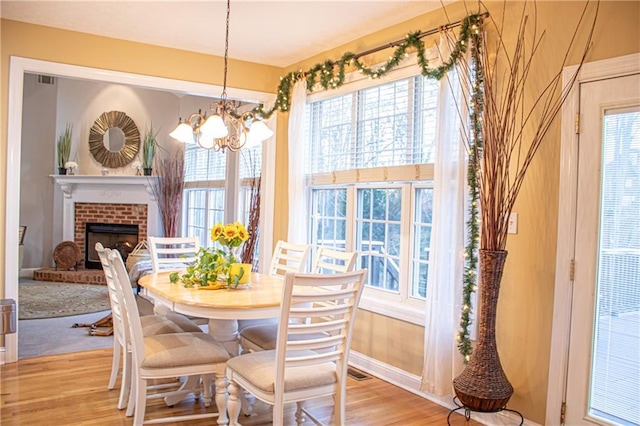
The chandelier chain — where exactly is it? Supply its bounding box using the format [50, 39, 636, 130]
[221, 0, 230, 102]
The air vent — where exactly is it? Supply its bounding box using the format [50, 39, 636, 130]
[37, 75, 56, 85]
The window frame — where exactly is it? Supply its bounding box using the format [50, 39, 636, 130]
[304, 59, 447, 325]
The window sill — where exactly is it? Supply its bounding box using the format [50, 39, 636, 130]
[358, 295, 425, 326]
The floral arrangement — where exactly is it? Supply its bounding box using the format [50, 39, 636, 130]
[169, 222, 250, 289]
[211, 222, 249, 262]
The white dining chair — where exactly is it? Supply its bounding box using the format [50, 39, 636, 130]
[148, 236, 200, 273]
[226, 269, 368, 426]
[268, 240, 312, 277]
[237, 240, 312, 335]
[240, 247, 358, 352]
[95, 243, 203, 412]
[107, 249, 231, 425]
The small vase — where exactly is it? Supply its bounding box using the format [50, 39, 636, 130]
[58, 167, 67, 175]
[143, 168, 152, 176]
[228, 263, 252, 286]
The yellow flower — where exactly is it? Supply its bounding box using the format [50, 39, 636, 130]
[223, 224, 239, 242]
[237, 226, 249, 242]
[210, 223, 224, 241]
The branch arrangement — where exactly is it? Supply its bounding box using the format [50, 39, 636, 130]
[148, 146, 186, 238]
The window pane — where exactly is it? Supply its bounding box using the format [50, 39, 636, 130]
[310, 188, 347, 250]
[184, 144, 226, 182]
[413, 187, 433, 299]
[590, 108, 640, 425]
[239, 145, 262, 179]
[413, 76, 440, 164]
[356, 80, 409, 168]
[356, 187, 401, 293]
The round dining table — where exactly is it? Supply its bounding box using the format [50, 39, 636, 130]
[138, 270, 284, 355]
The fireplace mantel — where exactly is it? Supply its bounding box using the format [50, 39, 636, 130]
[52, 175, 158, 199]
[52, 174, 161, 243]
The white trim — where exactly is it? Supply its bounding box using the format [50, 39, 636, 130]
[547, 52, 640, 425]
[358, 296, 425, 326]
[348, 351, 540, 426]
[0, 347, 5, 365]
[4, 56, 277, 363]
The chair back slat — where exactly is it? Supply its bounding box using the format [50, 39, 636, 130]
[95, 243, 126, 346]
[148, 236, 200, 273]
[312, 247, 358, 274]
[269, 240, 311, 277]
[107, 249, 147, 369]
[274, 269, 367, 390]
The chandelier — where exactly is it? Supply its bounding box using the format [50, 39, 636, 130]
[169, 0, 273, 152]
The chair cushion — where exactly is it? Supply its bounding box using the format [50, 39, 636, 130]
[239, 324, 329, 351]
[142, 332, 229, 369]
[226, 350, 337, 394]
[139, 314, 201, 336]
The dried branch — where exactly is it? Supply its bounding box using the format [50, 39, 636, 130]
[463, 0, 598, 251]
[148, 146, 185, 238]
[240, 150, 261, 267]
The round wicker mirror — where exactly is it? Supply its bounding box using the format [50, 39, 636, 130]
[88, 111, 140, 168]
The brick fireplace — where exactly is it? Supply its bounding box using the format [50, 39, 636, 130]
[39, 175, 161, 284]
[75, 203, 147, 269]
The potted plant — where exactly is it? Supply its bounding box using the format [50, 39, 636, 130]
[142, 124, 158, 175]
[56, 124, 72, 174]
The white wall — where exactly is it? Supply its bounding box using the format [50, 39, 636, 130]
[19, 74, 57, 268]
[55, 79, 183, 174]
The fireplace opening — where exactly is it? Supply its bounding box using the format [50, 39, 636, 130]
[85, 222, 139, 269]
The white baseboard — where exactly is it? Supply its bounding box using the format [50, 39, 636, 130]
[19, 267, 38, 278]
[348, 351, 540, 426]
[1, 347, 6, 365]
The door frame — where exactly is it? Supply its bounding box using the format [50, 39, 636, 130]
[3, 57, 277, 364]
[546, 52, 640, 425]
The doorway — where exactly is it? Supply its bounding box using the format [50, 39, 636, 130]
[4, 57, 276, 363]
[547, 54, 640, 425]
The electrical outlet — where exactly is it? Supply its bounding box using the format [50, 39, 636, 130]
[508, 213, 518, 234]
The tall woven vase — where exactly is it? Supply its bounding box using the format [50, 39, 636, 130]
[453, 249, 513, 412]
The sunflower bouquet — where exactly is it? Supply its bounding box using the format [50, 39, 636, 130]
[169, 222, 250, 289]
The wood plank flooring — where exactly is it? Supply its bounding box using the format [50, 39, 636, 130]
[1, 349, 479, 425]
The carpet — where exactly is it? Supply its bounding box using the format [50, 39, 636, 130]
[19, 279, 110, 319]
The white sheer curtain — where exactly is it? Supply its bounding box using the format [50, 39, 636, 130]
[420, 35, 467, 395]
[287, 79, 308, 244]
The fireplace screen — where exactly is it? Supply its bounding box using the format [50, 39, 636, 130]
[85, 222, 139, 269]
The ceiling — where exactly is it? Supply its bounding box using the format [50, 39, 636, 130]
[0, 1, 447, 68]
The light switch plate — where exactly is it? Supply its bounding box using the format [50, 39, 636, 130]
[508, 213, 518, 234]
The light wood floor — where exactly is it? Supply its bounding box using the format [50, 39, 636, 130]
[1, 349, 480, 425]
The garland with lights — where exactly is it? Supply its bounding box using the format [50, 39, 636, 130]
[252, 13, 485, 363]
[251, 13, 486, 118]
[457, 27, 484, 364]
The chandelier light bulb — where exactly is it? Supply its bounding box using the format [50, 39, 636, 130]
[170, 122, 196, 144]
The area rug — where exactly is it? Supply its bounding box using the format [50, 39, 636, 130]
[19, 279, 110, 319]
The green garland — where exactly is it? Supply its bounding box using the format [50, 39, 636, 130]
[457, 24, 484, 364]
[252, 13, 485, 363]
[251, 13, 485, 119]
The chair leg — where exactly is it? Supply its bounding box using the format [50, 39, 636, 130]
[215, 375, 229, 426]
[227, 381, 242, 426]
[118, 349, 132, 410]
[334, 390, 345, 426]
[201, 374, 213, 407]
[108, 340, 121, 390]
[295, 401, 306, 425]
[126, 366, 136, 417]
[133, 376, 147, 426]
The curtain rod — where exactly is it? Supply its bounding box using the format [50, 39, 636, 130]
[353, 12, 489, 60]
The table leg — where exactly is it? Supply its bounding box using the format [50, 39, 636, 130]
[208, 319, 240, 356]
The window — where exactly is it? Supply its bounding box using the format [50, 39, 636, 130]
[305, 70, 441, 323]
[183, 142, 263, 252]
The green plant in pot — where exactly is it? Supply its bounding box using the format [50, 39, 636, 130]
[56, 123, 72, 174]
[142, 124, 158, 175]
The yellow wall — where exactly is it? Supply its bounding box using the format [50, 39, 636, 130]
[275, 1, 640, 423]
[2, 2, 640, 423]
